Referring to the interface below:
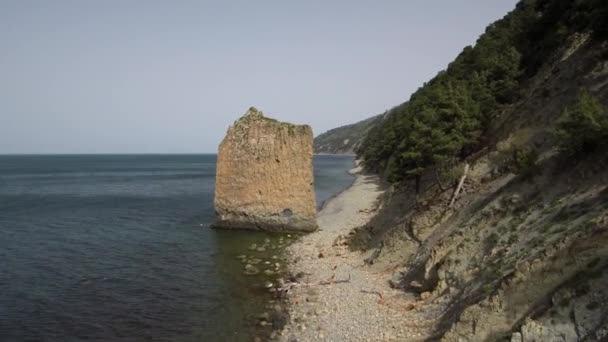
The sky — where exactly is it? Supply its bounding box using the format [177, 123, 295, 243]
[0, 1, 518, 154]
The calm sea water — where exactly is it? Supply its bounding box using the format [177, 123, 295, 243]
[0, 154, 354, 342]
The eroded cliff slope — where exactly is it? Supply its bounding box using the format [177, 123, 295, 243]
[214, 107, 317, 232]
[344, 1, 608, 340]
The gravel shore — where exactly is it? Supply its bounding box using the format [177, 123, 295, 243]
[276, 167, 430, 342]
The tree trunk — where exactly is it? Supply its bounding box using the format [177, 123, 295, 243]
[449, 163, 470, 208]
[434, 169, 445, 192]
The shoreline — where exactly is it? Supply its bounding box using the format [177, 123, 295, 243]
[317, 160, 357, 212]
[274, 167, 424, 341]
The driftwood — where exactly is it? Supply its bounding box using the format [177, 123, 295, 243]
[276, 273, 352, 294]
[361, 290, 384, 300]
[361, 289, 385, 304]
[320, 273, 351, 285]
[449, 162, 470, 208]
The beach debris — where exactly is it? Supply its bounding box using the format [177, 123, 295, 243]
[332, 234, 346, 246]
[361, 289, 385, 304]
[319, 273, 351, 285]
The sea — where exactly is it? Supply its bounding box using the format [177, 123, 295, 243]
[0, 154, 354, 342]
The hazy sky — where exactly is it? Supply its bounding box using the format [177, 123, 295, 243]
[1, 1, 518, 154]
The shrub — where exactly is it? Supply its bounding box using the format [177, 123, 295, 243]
[511, 147, 539, 177]
[553, 91, 608, 154]
[497, 145, 539, 177]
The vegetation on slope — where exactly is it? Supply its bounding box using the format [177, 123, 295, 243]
[554, 90, 608, 154]
[357, 0, 608, 190]
[338, 0, 608, 340]
[313, 114, 383, 154]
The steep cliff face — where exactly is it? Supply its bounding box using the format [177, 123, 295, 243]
[214, 107, 317, 232]
[346, 29, 608, 342]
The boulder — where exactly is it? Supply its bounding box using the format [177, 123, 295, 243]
[213, 107, 317, 232]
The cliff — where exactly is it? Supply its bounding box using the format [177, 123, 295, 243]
[326, 1, 608, 340]
[213, 107, 317, 232]
[313, 114, 384, 154]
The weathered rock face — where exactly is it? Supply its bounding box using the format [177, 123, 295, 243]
[213, 107, 317, 232]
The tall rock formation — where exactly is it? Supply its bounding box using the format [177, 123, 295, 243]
[213, 107, 317, 232]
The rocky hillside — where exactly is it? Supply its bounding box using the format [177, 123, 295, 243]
[339, 0, 608, 340]
[313, 114, 383, 154]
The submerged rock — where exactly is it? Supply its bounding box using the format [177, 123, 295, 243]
[244, 264, 260, 275]
[213, 107, 317, 232]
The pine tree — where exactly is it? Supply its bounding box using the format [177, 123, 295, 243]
[553, 91, 608, 154]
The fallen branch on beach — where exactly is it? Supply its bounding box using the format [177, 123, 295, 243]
[360, 289, 385, 304]
[275, 273, 352, 296]
[320, 273, 351, 285]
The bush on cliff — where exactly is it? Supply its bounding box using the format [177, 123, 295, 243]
[553, 91, 608, 155]
[499, 145, 539, 178]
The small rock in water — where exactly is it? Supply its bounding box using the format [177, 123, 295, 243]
[244, 264, 260, 275]
[249, 243, 258, 251]
[272, 255, 278, 259]
[256, 246, 266, 252]
[236, 254, 247, 259]
[250, 258, 262, 264]
[264, 269, 275, 276]
[264, 281, 273, 288]
[264, 238, 271, 244]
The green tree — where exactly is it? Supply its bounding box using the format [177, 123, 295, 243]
[553, 91, 608, 154]
[356, 0, 608, 187]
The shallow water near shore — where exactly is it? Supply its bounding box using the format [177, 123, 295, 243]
[0, 154, 354, 341]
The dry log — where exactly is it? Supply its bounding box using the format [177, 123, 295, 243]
[449, 162, 470, 208]
[320, 273, 351, 285]
[361, 290, 385, 304]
